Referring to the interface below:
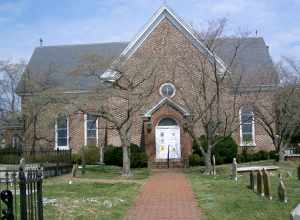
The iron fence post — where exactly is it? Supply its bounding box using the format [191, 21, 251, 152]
[36, 168, 43, 220]
[19, 167, 27, 220]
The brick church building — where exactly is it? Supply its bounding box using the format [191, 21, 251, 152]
[16, 5, 277, 162]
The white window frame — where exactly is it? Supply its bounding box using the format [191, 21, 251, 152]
[159, 83, 176, 98]
[84, 113, 99, 146]
[239, 108, 256, 146]
[55, 115, 69, 150]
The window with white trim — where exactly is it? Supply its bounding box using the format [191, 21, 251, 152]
[240, 108, 255, 146]
[85, 114, 98, 146]
[160, 83, 176, 97]
[56, 115, 69, 149]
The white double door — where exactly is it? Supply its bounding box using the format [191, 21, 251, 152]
[155, 126, 181, 160]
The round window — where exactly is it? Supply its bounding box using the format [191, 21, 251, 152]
[160, 83, 176, 97]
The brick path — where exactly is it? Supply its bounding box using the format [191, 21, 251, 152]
[123, 169, 202, 220]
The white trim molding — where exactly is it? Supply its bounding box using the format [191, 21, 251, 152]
[239, 108, 256, 147]
[101, 4, 228, 80]
[84, 113, 99, 146]
[55, 115, 69, 150]
[160, 82, 176, 98]
[143, 97, 190, 118]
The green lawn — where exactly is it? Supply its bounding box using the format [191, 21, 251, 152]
[42, 165, 150, 220]
[77, 165, 150, 180]
[186, 160, 300, 220]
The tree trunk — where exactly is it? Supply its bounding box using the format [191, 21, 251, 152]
[99, 144, 104, 164]
[203, 146, 213, 175]
[122, 144, 132, 177]
[204, 153, 212, 174]
[81, 145, 86, 175]
[278, 144, 286, 162]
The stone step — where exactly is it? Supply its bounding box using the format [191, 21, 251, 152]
[151, 160, 184, 169]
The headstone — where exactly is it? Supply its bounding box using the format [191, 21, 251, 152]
[72, 164, 78, 177]
[250, 170, 256, 191]
[290, 204, 300, 220]
[19, 158, 26, 170]
[257, 170, 264, 197]
[212, 155, 216, 176]
[232, 158, 237, 182]
[262, 168, 272, 200]
[297, 164, 300, 180]
[278, 173, 288, 203]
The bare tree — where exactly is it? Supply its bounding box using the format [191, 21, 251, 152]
[160, 19, 252, 174]
[19, 65, 68, 153]
[0, 60, 25, 114]
[71, 55, 158, 176]
[254, 58, 300, 161]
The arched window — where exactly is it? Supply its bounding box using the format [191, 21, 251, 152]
[85, 113, 98, 146]
[55, 115, 69, 149]
[240, 107, 255, 146]
[158, 118, 178, 126]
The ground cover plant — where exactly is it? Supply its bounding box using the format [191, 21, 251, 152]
[186, 160, 300, 220]
[42, 165, 150, 219]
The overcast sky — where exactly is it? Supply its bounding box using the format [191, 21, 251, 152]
[1, 0, 300, 63]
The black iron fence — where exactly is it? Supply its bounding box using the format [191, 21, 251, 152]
[0, 167, 43, 220]
[0, 149, 72, 165]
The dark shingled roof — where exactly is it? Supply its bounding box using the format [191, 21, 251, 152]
[17, 42, 128, 93]
[17, 38, 277, 94]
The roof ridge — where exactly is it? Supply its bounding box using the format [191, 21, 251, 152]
[36, 41, 129, 49]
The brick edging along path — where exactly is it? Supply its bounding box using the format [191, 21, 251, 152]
[123, 169, 202, 220]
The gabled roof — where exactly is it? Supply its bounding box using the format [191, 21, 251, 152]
[143, 97, 190, 117]
[120, 4, 227, 74]
[17, 6, 277, 94]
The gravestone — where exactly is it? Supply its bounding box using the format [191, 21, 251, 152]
[278, 173, 288, 203]
[72, 163, 78, 177]
[262, 168, 272, 200]
[212, 155, 216, 176]
[250, 170, 256, 191]
[19, 158, 26, 170]
[290, 204, 300, 220]
[257, 170, 264, 197]
[297, 164, 300, 180]
[232, 158, 237, 182]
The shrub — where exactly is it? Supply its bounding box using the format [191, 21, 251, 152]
[104, 145, 123, 166]
[269, 150, 278, 160]
[104, 144, 148, 168]
[189, 154, 202, 166]
[193, 135, 238, 165]
[72, 153, 82, 164]
[237, 149, 271, 163]
[213, 136, 238, 164]
[83, 145, 100, 164]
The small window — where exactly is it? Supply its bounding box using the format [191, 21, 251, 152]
[160, 83, 176, 97]
[240, 108, 255, 146]
[85, 114, 98, 146]
[56, 115, 68, 149]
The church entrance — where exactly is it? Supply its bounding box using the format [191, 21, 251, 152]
[155, 118, 181, 160]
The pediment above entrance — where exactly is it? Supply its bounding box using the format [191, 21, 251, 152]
[143, 97, 190, 118]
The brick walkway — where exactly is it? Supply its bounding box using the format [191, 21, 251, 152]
[123, 169, 202, 220]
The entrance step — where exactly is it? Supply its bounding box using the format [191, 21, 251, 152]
[151, 160, 184, 169]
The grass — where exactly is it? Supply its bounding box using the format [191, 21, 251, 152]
[42, 165, 150, 220]
[186, 160, 300, 220]
[77, 165, 150, 180]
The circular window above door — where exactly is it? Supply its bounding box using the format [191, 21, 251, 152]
[160, 83, 176, 98]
